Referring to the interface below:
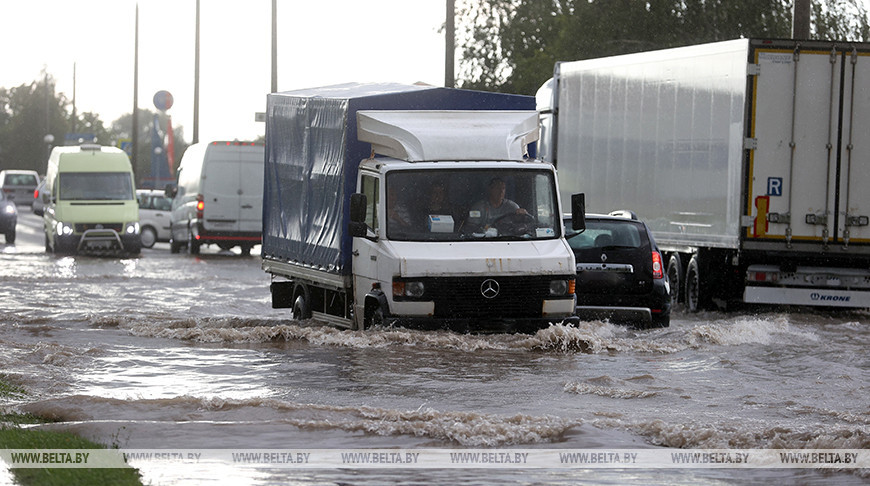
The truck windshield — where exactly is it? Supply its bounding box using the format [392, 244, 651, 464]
[59, 172, 134, 201]
[386, 168, 560, 242]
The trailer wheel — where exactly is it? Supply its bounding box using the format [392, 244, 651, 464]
[667, 254, 684, 305]
[685, 256, 702, 313]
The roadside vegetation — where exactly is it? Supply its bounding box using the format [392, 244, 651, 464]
[0, 376, 143, 486]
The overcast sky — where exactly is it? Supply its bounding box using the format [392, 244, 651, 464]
[0, 0, 447, 144]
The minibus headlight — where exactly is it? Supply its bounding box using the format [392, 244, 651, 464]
[125, 222, 140, 235]
[56, 221, 73, 236]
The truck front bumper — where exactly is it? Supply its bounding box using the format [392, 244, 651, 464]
[389, 298, 578, 333]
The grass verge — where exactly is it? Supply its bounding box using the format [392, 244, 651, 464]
[0, 376, 143, 486]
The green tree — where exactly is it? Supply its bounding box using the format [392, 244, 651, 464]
[456, 0, 867, 95]
[0, 72, 69, 174]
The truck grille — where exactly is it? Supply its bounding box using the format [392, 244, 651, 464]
[418, 276, 562, 319]
[75, 223, 123, 233]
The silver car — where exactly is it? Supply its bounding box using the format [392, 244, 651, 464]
[0, 170, 40, 207]
[137, 189, 173, 248]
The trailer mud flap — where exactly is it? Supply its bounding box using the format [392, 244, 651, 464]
[744, 286, 870, 308]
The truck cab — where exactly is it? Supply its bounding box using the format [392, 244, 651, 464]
[347, 111, 577, 330]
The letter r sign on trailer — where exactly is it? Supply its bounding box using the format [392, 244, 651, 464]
[767, 177, 783, 196]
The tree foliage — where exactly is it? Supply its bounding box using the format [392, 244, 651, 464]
[456, 0, 869, 95]
[0, 72, 187, 184]
[0, 73, 69, 174]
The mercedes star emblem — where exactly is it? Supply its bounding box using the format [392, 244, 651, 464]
[480, 279, 500, 299]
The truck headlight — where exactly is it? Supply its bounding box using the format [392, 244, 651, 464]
[56, 221, 73, 236]
[549, 279, 570, 296]
[392, 280, 425, 298]
[125, 222, 140, 235]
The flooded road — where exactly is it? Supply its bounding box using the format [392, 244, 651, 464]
[1, 211, 868, 485]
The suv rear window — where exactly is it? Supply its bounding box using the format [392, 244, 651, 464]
[566, 220, 643, 250]
[4, 174, 38, 186]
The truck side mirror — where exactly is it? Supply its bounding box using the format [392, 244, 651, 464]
[349, 193, 370, 238]
[571, 193, 586, 231]
[164, 184, 177, 198]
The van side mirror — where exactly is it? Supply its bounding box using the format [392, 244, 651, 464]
[349, 193, 370, 238]
[164, 184, 177, 198]
[571, 193, 586, 231]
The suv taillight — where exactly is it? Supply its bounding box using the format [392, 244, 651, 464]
[652, 251, 663, 279]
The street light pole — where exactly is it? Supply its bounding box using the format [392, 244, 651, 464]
[445, 0, 455, 88]
[193, 0, 201, 144]
[132, 3, 140, 175]
[271, 0, 277, 94]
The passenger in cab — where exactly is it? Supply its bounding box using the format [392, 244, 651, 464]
[467, 177, 528, 230]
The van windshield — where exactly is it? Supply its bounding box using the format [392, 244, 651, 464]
[59, 172, 134, 201]
[385, 168, 560, 242]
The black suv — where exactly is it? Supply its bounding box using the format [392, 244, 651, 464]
[564, 211, 671, 328]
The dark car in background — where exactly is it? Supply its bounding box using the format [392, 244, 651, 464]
[0, 170, 40, 207]
[564, 211, 671, 328]
[0, 190, 18, 243]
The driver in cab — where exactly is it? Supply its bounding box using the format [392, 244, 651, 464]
[467, 177, 528, 232]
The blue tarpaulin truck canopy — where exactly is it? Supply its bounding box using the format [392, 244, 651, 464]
[263, 83, 535, 276]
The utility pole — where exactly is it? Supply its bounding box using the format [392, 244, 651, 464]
[793, 0, 811, 39]
[71, 63, 77, 134]
[445, 0, 455, 88]
[193, 0, 201, 144]
[271, 0, 277, 94]
[132, 3, 140, 175]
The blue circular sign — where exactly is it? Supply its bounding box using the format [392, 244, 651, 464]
[153, 90, 174, 111]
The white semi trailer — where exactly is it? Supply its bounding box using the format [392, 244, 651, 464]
[539, 38, 870, 310]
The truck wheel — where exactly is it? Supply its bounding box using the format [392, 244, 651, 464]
[369, 306, 385, 328]
[140, 226, 157, 248]
[292, 294, 310, 321]
[667, 254, 683, 305]
[363, 300, 387, 329]
[685, 256, 702, 313]
[240, 245, 252, 256]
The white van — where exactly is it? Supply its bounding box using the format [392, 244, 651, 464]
[42, 144, 140, 255]
[167, 141, 264, 255]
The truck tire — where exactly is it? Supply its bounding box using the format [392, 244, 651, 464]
[291, 284, 311, 320]
[240, 244, 252, 256]
[363, 297, 388, 329]
[667, 253, 683, 305]
[685, 256, 702, 313]
[292, 295, 310, 321]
